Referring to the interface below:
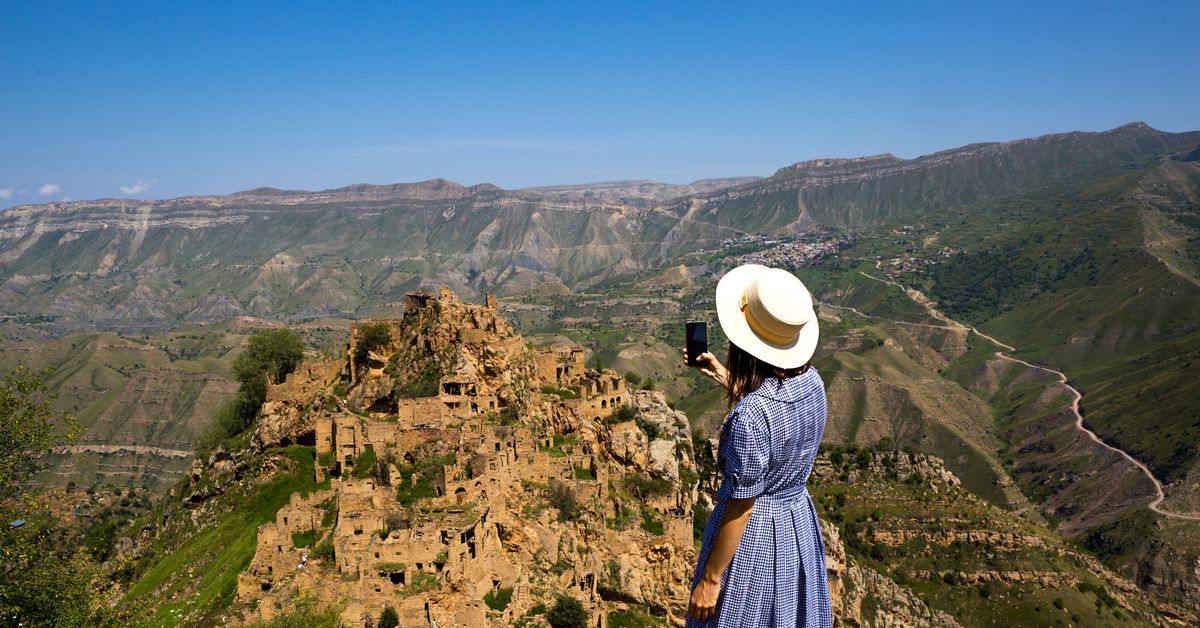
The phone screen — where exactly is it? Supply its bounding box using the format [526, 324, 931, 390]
[686, 321, 708, 366]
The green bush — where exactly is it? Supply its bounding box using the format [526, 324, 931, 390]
[635, 417, 661, 440]
[692, 501, 711, 544]
[395, 452, 455, 506]
[603, 404, 638, 424]
[378, 605, 399, 628]
[319, 496, 338, 527]
[540, 385, 580, 400]
[399, 572, 438, 596]
[354, 323, 392, 365]
[623, 473, 672, 499]
[608, 605, 666, 628]
[483, 587, 513, 611]
[394, 360, 442, 398]
[639, 510, 664, 536]
[247, 596, 344, 627]
[311, 536, 333, 560]
[546, 595, 588, 628]
[351, 445, 377, 480]
[573, 465, 595, 480]
[548, 481, 581, 523]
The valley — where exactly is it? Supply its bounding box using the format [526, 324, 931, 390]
[4, 122, 1200, 624]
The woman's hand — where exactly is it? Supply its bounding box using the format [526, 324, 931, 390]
[688, 575, 721, 622]
[683, 349, 729, 387]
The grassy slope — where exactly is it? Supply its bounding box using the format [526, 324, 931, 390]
[811, 453, 1171, 627]
[123, 446, 323, 627]
[922, 169, 1200, 483]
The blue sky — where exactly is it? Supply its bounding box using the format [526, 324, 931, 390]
[2, 0, 1198, 208]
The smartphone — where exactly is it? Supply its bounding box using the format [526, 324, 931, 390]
[686, 321, 708, 366]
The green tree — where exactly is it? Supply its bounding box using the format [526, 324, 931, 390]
[0, 367, 78, 501]
[547, 481, 580, 523]
[378, 605, 399, 628]
[0, 368, 124, 626]
[354, 323, 392, 365]
[201, 328, 305, 448]
[232, 328, 306, 405]
[546, 594, 588, 628]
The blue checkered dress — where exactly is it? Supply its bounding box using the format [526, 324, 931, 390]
[688, 367, 832, 628]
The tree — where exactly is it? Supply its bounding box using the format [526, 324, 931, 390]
[547, 481, 580, 523]
[546, 594, 587, 628]
[0, 367, 77, 501]
[0, 368, 124, 626]
[378, 605, 399, 628]
[201, 328, 305, 448]
[232, 328, 306, 405]
[354, 323, 392, 365]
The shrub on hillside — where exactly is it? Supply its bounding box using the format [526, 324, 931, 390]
[378, 606, 399, 628]
[354, 323, 391, 365]
[548, 480, 581, 523]
[546, 595, 588, 628]
[199, 328, 304, 450]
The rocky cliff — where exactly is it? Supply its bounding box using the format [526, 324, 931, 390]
[119, 288, 968, 627]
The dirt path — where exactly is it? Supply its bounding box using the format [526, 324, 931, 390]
[851, 269, 1200, 521]
[55, 444, 194, 458]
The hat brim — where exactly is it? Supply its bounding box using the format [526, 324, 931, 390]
[716, 264, 820, 369]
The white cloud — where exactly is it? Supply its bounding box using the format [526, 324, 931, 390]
[120, 179, 156, 195]
[0, 188, 11, 199]
[38, 183, 60, 196]
[61, 196, 71, 202]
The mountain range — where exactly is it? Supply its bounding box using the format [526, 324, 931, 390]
[4, 121, 1200, 622]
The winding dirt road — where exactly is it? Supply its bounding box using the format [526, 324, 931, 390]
[849, 269, 1200, 521]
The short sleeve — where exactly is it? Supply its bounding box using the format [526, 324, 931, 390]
[720, 403, 769, 499]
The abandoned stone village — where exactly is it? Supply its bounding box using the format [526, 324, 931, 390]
[233, 288, 702, 626]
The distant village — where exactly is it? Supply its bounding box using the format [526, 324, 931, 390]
[719, 232, 856, 269]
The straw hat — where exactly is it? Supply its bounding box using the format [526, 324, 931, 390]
[715, 264, 819, 369]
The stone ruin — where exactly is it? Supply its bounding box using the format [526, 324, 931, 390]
[238, 288, 700, 627]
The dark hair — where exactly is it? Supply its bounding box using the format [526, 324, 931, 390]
[724, 342, 807, 408]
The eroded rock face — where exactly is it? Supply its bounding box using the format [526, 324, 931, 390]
[609, 421, 649, 468]
[821, 520, 961, 628]
[631, 390, 691, 443]
[649, 439, 680, 481]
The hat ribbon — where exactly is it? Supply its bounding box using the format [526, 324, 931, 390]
[739, 293, 800, 346]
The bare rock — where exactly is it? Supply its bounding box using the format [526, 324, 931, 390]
[649, 439, 680, 481]
[609, 421, 649, 469]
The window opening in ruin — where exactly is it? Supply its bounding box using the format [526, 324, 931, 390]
[261, 583, 271, 592]
[388, 571, 404, 585]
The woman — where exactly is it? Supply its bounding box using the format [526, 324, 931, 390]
[685, 264, 831, 628]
